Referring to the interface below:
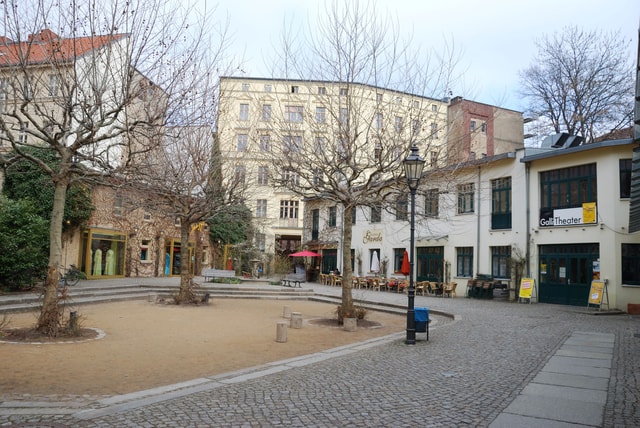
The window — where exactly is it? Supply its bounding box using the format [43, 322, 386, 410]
[328, 206, 337, 227]
[413, 100, 420, 109]
[314, 136, 325, 154]
[239, 103, 249, 121]
[430, 151, 438, 168]
[315, 106, 326, 123]
[311, 209, 320, 240]
[492, 177, 512, 229]
[237, 134, 248, 151]
[540, 163, 597, 211]
[622, 244, 640, 285]
[261, 104, 272, 121]
[456, 247, 473, 277]
[371, 205, 382, 223]
[280, 200, 299, 219]
[470, 120, 476, 132]
[395, 96, 402, 104]
[374, 112, 383, 130]
[457, 183, 475, 214]
[376, 93, 383, 102]
[318, 86, 326, 95]
[285, 105, 303, 122]
[339, 108, 349, 125]
[255, 233, 266, 251]
[620, 159, 632, 198]
[143, 211, 152, 221]
[0, 78, 7, 113]
[491, 246, 511, 279]
[481, 122, 487, 133]
[313, 168, 324, 186]
[241, 83, 250, 91]
[395, 116, 403, 133]
[395, 196, 408, 221]
[283, 135, 302, 154]
[393, 248, 404, 273]
[174, 217, 181, 227]
[424, 188, 439, 218]
[114, 192, 123, 216]
[339, 88, 348, 96]
[264, 84, 272, 92]
[140, 240, 150, 261]
[259, 135, 270, 151]
[352, 207, 357, 225]
[235, 165, 246, 184]
[282, 169, 300, 185]
[337, 136, 347, 158]
[291, 85, 299, 93]
[431, 104, 437, 112]
[256, 199, 267, 218]
[48, 74, 60, 97]
[257, 166, 269, 185]
[412, 119, 420, 135]
[430, 122, 438, 138]
[18, 122, 28, 143]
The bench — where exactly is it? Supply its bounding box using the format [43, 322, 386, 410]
[281, 273, 305, 288]
[202, 268, 236, 281]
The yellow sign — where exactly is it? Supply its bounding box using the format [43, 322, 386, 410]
[519, 278, 535, 299]
[582, 202, 597, 224]
[588, 280, 605, 305]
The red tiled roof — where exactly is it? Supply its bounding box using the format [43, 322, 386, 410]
[0, 29, 126, 67]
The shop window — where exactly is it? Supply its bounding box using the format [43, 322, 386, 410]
[82, 230, 126, 277]
[622, 243, 640, 285]
[140, 240, 150, 262]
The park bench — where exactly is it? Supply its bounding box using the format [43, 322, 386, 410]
[201, 268, 236, 281]
[281, 273, 305, 288]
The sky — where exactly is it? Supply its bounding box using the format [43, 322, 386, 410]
[207, 0, 639, 113]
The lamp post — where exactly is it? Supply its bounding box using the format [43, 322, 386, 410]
[403, 144, 425, 345]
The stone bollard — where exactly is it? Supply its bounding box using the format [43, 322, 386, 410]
[290, 312, 303, 329]
[343, 317, 357, 332]
[283, 305, 292, 319]
[148, 293, 157, 302]
[276, 321, 288, 343]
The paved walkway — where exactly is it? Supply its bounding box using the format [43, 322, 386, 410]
[1, 277, 639, 427]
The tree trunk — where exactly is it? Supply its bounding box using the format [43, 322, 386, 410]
[37, 177, 68, 335]
[340, 205, 354, 315]
[177, 219, 197, 304]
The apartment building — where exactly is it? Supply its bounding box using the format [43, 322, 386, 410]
[0, 29, 210, 279]
[305, 135, 640, 311]
[216, 76, 450, 262]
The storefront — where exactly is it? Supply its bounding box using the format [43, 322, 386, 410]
[80, 229, 127, 278]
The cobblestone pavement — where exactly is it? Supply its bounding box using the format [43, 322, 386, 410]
[1, 283, 639, 427]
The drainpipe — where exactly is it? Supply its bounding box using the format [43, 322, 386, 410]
[476, 165, 481, 276]
[525, 162, 531, 277]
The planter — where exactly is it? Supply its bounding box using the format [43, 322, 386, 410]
[628, 304, 640, 315]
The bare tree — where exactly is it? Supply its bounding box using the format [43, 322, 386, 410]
[0, 0, 229, 334]
[519, 26, 634, 143]
[266, 1, 460, 316]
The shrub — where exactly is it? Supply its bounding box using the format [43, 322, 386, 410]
[0, 196, 49, 291]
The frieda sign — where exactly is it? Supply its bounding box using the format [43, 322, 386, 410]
[363, 229, 383, 244]
[539, 203, 597, 227]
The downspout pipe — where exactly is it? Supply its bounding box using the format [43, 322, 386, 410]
[525, 162, 531, 277]
[476, 165, 481, 277]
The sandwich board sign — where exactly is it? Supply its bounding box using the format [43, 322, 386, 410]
[518, 278, 536, 303]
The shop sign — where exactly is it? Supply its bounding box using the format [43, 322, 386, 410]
[363, 229, 383, 245]
[539, 203, 597, 227]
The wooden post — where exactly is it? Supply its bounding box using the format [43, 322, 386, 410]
[290, 312, 303, 329]
[276, 321, 288, 342]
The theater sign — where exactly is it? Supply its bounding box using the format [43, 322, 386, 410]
[539, 203, 597, 227]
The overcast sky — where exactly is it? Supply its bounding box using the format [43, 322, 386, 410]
[209, 0, 638, 112]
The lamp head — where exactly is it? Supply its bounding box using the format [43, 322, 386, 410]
[403, 144, 425, 190]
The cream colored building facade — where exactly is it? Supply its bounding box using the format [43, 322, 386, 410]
[216, 76, 450, 260]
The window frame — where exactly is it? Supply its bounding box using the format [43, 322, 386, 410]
[328, 206, 337, 227]
[540, 163, 597, 211]
[620, 159, 632, 199]
[279, 200, 299, 219]
[256, 199, 267, 218]
[239, 103, 249, 121]
[491, 246, 511, 279]
[622, 243, 640, 285]
[491, 177, 512, 230]
[237, 134, 249, 151]
[285, 105, 303, 123]
[456, 247, 473, 277]
[457, 183, 475, 214]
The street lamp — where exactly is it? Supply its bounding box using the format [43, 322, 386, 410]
[403, 143, 425, 345]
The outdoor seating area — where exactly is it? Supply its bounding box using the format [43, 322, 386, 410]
[466, 279, 505, 298]
[319, 274, 458, 298]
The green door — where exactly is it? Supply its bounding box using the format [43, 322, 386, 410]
[538, 244, 599, 306]
[416, 246, 444, 282]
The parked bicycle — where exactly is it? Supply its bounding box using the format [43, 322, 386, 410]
[59, 264, 82, 287]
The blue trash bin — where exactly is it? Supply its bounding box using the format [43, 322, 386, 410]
[415, 307, 429, 332]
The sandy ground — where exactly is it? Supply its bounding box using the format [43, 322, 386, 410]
[0, 299, 405, 396]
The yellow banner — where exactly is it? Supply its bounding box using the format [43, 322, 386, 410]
[519, 278, 534, 299]
[588, 280, 605, 305]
